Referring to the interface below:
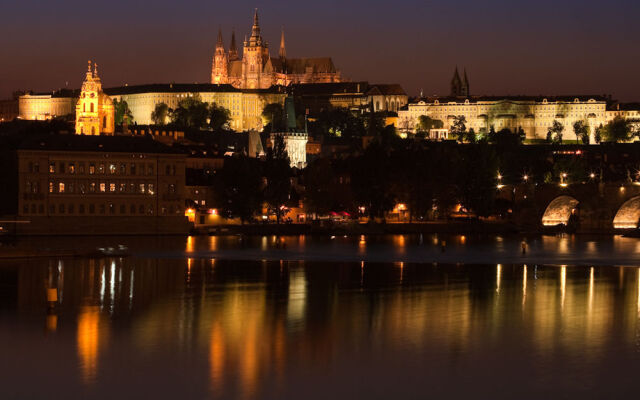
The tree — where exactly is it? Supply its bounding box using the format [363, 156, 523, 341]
[170, 94, 210, 129]
[151, 103, 169, 125]
[303, 158, 335, 218]
[450, 116, 467, 143]
[262, 103, 285, 132]
[113, 99, 133, 126]
[466, 127, 477, 143]
[573, 120, 589, 144]
[547, 120, 564, 144]
[603, 116, 632, 143]
[350, 142, 396, 221]
[458, 143, 499, 218]
[215, 156, 263, 224]
[417, 115, 444, 133]
[489, 128, 523, 147]
[594, 124, 604, 144]
[264, 134, 293, 224]
[209, 103, 231, 131]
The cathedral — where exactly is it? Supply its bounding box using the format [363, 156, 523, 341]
[450, 67, 470, 97]
[75, 61, 114, 135]
[211, 10, 343, 89]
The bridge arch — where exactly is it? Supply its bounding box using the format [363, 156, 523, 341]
[613, 196, 640, 229]
[542, 195, 580, 226]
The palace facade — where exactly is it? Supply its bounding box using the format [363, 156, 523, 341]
[398, 95, 610, 141]
[106, 83, 286, 131]
[211, 10, 342, 89]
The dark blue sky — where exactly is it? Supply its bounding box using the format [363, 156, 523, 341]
[1, 0, 639, 100]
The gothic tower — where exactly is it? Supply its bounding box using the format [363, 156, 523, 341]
[450, 67, 470, 97]
[242, 9, 270, 89]
[462, 68, 470, 97]
[228, 29, 239, 61]
[279, 27, 286, 60]
[75, 61, 114, 135]
[211, 29, 228, 84]
[450, 66, 462, 97]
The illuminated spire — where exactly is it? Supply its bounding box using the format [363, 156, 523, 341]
[94, 62, 99, 78]
[86, 60, 93, 80]
[251, 8, 261, 41]
[216, 28, 224, 48]
[279, 26, 286, 59]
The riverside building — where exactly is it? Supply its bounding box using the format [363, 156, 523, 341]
[14, 135, 189, 235]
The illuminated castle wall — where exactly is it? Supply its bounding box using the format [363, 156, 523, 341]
[212, 10, 342, 89]
[399, 96, 609, 141]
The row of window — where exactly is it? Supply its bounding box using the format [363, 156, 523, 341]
[41, 161, 161, 176]
[45, 181, 161, 195]
[22, 203, 183, 216]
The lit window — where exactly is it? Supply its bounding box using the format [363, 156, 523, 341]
[99, 164, 105, 174]
[89, 164, 95, 175]
[100, 183, 106, 193]
[69, 164, 75, 174]
[148, 184, 155, 195]
[109, 164, 116, 174]
[110, 183, 116, 192]
[90, 182, 96, 193]
[49, 163, 55, 174]
[58, 183, 65, 193]
[139, 184, 145, 194]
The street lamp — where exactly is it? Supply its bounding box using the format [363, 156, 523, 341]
[497, 172, 504, 189]
[560, 172, 568, 187]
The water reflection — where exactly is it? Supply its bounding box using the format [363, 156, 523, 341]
[2, 258, 640, 398]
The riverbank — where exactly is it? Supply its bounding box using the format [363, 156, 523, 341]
[197, 221, 520, 236]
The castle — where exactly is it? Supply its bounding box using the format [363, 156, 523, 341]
[211, 10, 343, 89]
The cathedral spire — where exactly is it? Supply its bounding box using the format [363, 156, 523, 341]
[229, 29, 238, 60]
[279, 26, 286, 59]
[93, 62, 100, 81]
[216, 28, 224, 48]
[251, 8, 261, 40]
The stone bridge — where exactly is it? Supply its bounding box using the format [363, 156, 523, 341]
[509, 183, 640, 233]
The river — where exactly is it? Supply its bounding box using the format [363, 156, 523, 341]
[1, 234, 639, 399]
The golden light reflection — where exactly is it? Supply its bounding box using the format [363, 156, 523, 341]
[359, 235, 366, 253]
[209, 323, 225, 395]
[560, 266, 566, 310]
[186, 236, 195, 252]
[522, 265, 527, 306]
[46, 313, 58, 333]
[496, 264, 502, 293]
[77, 306, 107, 384]
[209, 236, 218, 251]
[589, 267, 594, 314]
[637, 268, 640, 314]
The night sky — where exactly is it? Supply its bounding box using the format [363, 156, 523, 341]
[1, 0, 639, 100]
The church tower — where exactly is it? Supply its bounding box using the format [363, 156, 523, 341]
[75, 61, 114, 135]
[242, 9, 270, 89]
[450, 67, 470, 97]
[279, 27, 286, 60]
[450, 66, 462, 97]
[462, 68, 470, 97]
[211, 29, 229, 84]
[228, 29, 239, 61]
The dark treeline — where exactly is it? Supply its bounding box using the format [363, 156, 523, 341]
[212, 132, 640, 222]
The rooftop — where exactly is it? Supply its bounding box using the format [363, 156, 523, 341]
[18, 133, 186, 155]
